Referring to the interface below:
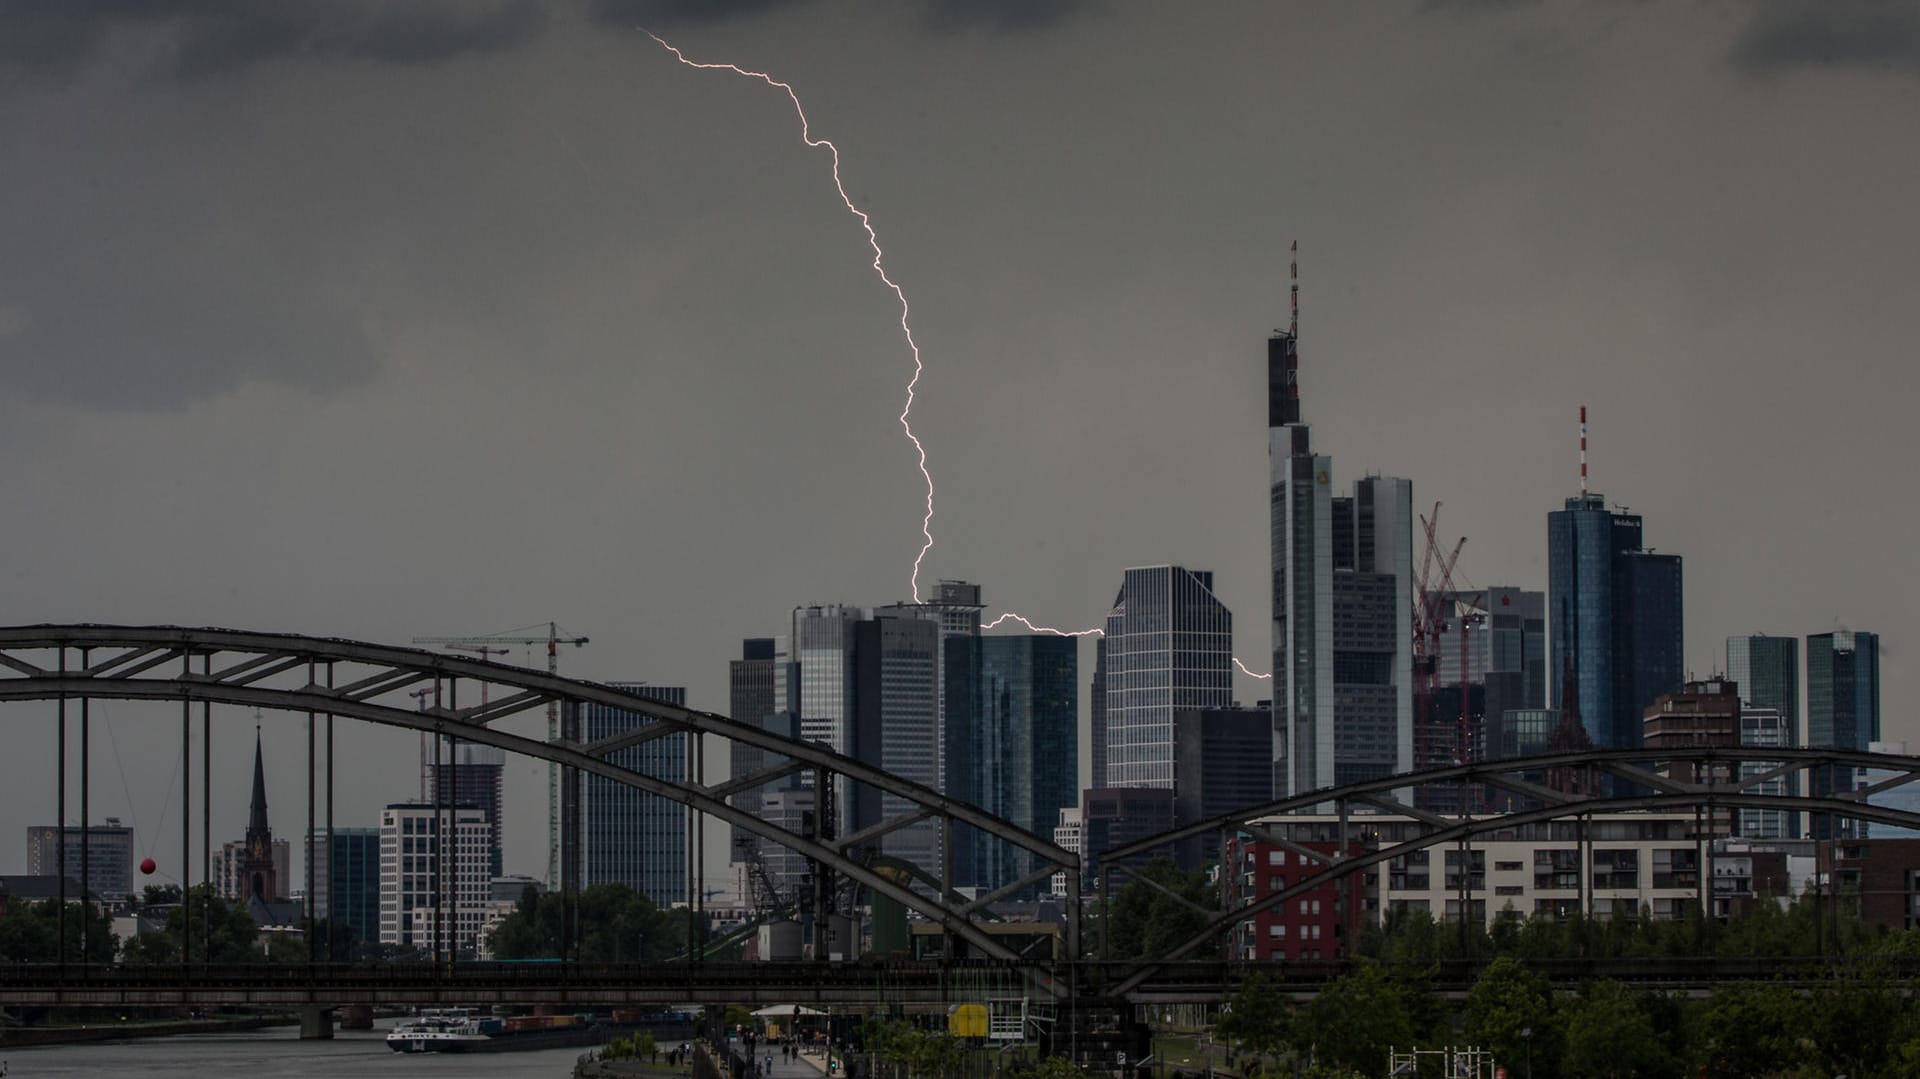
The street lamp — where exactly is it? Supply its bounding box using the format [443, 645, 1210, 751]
[1520, 1027, 1532, 1079]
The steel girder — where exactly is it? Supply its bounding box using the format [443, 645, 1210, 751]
[0, 624, 1079, 966]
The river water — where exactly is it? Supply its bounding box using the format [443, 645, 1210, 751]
[2, 1024, 590, 1078]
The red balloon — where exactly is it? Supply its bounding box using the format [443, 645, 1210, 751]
[139, 857, 156, 875]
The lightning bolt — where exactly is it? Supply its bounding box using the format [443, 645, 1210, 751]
[646, 30, 937, 601]
[980, 613, 1274, 678]
[979, 613, 1105, 638]
[648, 33, 1271, 682]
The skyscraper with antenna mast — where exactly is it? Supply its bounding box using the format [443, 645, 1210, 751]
[1270, 244, 1414, 798]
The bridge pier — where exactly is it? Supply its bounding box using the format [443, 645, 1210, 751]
[299, 1005, 334, 1040]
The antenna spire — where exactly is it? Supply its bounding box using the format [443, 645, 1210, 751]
[1579, 404, 1588, 497]
[1289, 240, 1299, 338]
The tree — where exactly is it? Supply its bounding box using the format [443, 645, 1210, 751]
[0, 898, 117, 963]
[1689, 980, 1811, 1078]
[1463, 956, 1562, 1078]
[486, 882, 691, 962]
[1218, 972, 1292, 1062]
[1104, 858, 1215, 960]
[640, 1031, 659, 1063]
[1296, 960, 1421, 1076]
[120, 886, 264, 965]
[1561, 981, 1677, 1079]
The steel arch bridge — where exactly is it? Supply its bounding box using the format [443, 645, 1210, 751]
[0, 624, 1081, 969]
[1093, 745, 1920, 998]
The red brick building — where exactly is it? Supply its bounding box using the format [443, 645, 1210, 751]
[1221, 833, 1371, 961]
[1823, 837, 1920, 930]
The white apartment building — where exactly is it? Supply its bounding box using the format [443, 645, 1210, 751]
[1243, 811, 1715, 930]
[379, 802, 492, 953]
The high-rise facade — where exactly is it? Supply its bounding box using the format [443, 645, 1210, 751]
[1270, 330, 1333, 800]
[1173, 705, 1274, 866]
[1727, 635, 1800, 836]
[1330, 475, 1415, 786]
[423, 742, 506, 879]
[1102, 565, 1233, 789]
[1089, 636, 1108, 790]
[1808, 630, 1879, 752]
[378, 802, 492, 952]
[790, 604, 943, 872]
[1727, 636, 1799, 737]
[1547, 494, 1684, 749]
[309, 826, 382, 952]
[1269, 327, 1414, 797]
[578, 683, 688, 906]
[24, 820, 134, 903]
[946, 634, 1077, 894]
[1808, 630, 1880, 838]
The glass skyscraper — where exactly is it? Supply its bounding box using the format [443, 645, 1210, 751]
[309, 826, 381, 954]
[1547, 494, 1683, 749]
[1269, 327, 1415, 796]
[1808, 630, 1880, 838]
[1103, 565, 1233, 789]
[578, 683, 688, 906]
[947, 634, 1077, 894]
[1726, 635, 1799, 736]
[789, 603, 942, 872]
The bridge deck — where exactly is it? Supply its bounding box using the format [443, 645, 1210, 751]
[0, 957, 1892, 1008]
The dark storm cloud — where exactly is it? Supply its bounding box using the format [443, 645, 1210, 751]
[0, 267, 378, 411]
[1731, 1, 1920, 76]
[0, 1, 548, 81]
[586, 0, 813, 29]
[1418, 0, 1541, 14]
[919, 0, 1097, 34]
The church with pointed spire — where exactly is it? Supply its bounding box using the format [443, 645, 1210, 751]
[216, 729, 292, 919]
[242, 727, 278, 904]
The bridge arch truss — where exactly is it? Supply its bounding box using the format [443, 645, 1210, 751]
[0, 625, 1080, 967]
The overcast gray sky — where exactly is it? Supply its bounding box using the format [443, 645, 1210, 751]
[2, 1, 1915, 886]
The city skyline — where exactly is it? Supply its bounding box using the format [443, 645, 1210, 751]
[0, 5, 1914, 886]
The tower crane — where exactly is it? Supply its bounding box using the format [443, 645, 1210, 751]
[410, 624, 589, 889]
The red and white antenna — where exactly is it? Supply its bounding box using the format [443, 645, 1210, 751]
[1289, 240, 1299, 337]
[1579, 404, 1588, 496]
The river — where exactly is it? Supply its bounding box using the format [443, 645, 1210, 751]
[1, 1024, 590, 1077]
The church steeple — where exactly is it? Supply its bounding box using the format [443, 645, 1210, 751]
[248, 726, 270, 840]
[243, 725, 277, 903]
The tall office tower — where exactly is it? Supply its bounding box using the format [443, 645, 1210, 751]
[790, 604, 943, 872]
[1103, 565, 1234, 789]
[1727, 635, 1800, 832]
[1269, 328, 1334, 800]
[1808, 630, 1881, 837]
[24, 819, 134, 903]
[577, 683, 688, 906]
[1547, 494, 1684, 749]
[378, 802, 492, 951]
[1268, 326, 1415, 797]
[1426, 587, 1547, 769]
[879, 579, 983, 791]
[1089, 636, 1108, 790]
[727, 637, 803, 905]
[1172, 705, 1274, 867]
[946, 634, 1077, 894]
[1330, 475, 1415, 785]
[422, 742, 506, 878]
[728, 638, 779, 800]
[308, 826, 382, 953]
[1727, 636, 1799, 736]
[858, 612, 942, 870]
